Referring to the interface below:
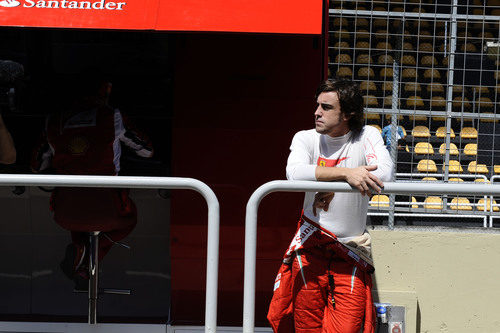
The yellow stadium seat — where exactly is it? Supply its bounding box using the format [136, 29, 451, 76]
[365, 113, 381, 121]
[333, 41, 350, 50]
[355, 18, 369, 28]
[439, 143, 459, 155]
[446, 160, 463, 173]
[452, 97, 471, 111]
[384, 113, 403, 121]
[448, 178, 464, 182]
[337, 67, 353, 78]
[369, 124, 382, 133]
[358, 67, 375, 79]
[468, 161, 489, 174]
[360, 81, 377, 94]
[376, 41, 393, 50]
[461, 43, 478, 53]
[450, 197, 472, 210]
[380, 67, 394, 80]
[333, 29, 351, 40]
[494, 165, 500, 174]
[476, 199, 500, 212]
[422, 177, 438, 181]
[477, 97, 494, 112]
[415, 142, 434, 155]
[382, 82, 393, 93]
[370, 195, 390, 208]
[424, 196, 443, 209]
[356, 54, 373, 65]
[402, 68, 418, 81]
[403, 42, 414, 51]
[423, 69, 441, 81]
[427, 83, 444, 95]
[406, 96, 425, 109]
[355, 40, 371, 50]
[412, 125, 431, 138]
[332, 17, 348, 28]
[436, 127, 455, 138]
[474, 178, 490, 184]
[463, 143, 477, 156]
[373, 18, 388, 29]
[411, 197, 419, 209]
[409, 114, 428, 122]
[460, 127, 478, 139]
[401, 55, 417, 66]
[383, 96, 401, 109]
[480, 113, 499, 123]
[404, 82, 422, 94]
[430, 96, 446, 110]
[335, 54, 352, 64]
[419, 43, 434, 53]
[418, 159, 437, 173]
[364, 95, 379, 108]
[378, 54, 394, 65]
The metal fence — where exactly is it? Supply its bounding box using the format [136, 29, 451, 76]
[242, 180, 500, 333]
[329, 0, 500, 226]
[0, 174, 219, 333]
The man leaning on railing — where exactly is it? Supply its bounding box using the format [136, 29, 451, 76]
[267, 79, 393, 333]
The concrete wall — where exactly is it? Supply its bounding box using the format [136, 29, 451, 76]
[370, 226, 500, 333]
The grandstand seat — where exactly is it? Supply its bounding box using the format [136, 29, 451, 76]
[461, 43, 479, 53]
[463, 143, 477, 156]
[412, 125, 431, 138]
[474, 178, 490, 183]
[373, 19, 388, 29]
[430, 96, 446, 111]
[427, 83, 445, 96]
[477, 97, 493, 112]
[355, 18, 369, 28]
[460, 127, 478, 139]
[332, 17, 349, 28]
[335, 54, 352, 64]
[382, 82, 393, 94]
[363, 95, 379, 108]
[333, 29, 351, 40]
[411, 196, 419, 209]
[436, 127, 455, 138]
[356, 54, 373, 65]
[401, 55, 417, 66]
[452, 96, 472, 112]
[355, 29, 370, 40]
[360, 81, 377, 94]
[421, 55, 438, 68]
[468, 161, 489, 174]
[333, 41, 350, 50]
[376, 41, 393, 50]
[450, 197, 473, 210]
[495, 165, 500, 174]
[476, 199, 500, 212]
[417, 159, 437, 173]
[451, 85, 464, 97]
[415, 142, 434, 155]
[378, 54, 394, 65]
[370, 195, 390, 208]
[406, 96, 425, 109]
[355, 40, 371, 50]
[383, 96, 401, 109]
[404, 82, 422, 95]
[473, 85, 490, 96]
[365, 113, 381, 121]
[374, 30, 389, 42]
[439, 143, 459, 156]
[419, 43, 434, 53]
[337, 67, 353, 78]
[446, 160, 463, 173]
[384, 113, 404, 121]
[424, 196, 443, 209]
[422, 177, 438, 181]
[358, 67, 375, 79]
[403, 42, 414, 51]
[380, 67, 394, 80]
[448, 178, 464, 182]
[401, 68, 418, 81]
[423, 69, 442, 82]
[368, 124, 382, 133]
[479, 31, 494, 39]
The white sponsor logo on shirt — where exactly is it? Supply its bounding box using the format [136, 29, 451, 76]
[0, 0, 127, 10]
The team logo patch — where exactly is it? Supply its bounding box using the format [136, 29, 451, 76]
[67, 136, 89, 155]
[273, 273, 281, 291]
[0, 0, 21, 6]
[317, 156, 349, 167]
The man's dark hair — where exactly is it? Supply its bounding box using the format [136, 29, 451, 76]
[315, 79, 364, 137]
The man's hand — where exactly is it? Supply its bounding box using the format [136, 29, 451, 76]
[313, 192, 335, 216]
[344, 165, 384, 196]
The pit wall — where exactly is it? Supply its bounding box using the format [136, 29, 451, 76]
[370, 227, 500, 333]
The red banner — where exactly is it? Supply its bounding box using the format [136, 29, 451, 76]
[0, 0, 323, 34]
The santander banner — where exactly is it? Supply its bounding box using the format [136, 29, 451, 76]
[0, 0, 323, 34]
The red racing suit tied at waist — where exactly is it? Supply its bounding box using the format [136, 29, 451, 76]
[284, 215, 374, 274]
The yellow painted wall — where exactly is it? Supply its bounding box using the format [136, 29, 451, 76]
[370, 227, 500, 333]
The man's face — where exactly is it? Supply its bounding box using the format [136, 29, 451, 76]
[314, 91, 350, 137]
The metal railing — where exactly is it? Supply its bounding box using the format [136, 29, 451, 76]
[0, 174, 219, 333]
[242, 180, 500, 333]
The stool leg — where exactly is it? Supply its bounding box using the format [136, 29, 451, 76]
[89, 231, 99, 324]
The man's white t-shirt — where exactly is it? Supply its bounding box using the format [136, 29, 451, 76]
[286, 126, 394, 242]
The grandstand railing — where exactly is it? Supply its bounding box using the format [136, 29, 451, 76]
[242, 180, 500, 333]
[0, 174, 219, 333]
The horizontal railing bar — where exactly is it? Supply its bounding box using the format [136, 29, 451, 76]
[329, 9, 500, 21]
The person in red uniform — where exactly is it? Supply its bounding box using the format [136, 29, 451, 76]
[267, 79, 393, 332]
[32, 71, 153, 286]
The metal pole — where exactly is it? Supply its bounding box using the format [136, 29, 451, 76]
[88, 232, 99, 324]
[0, 175, 219, 333]
[389, 60, 400, 229]
[243, 180, 500, 333]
